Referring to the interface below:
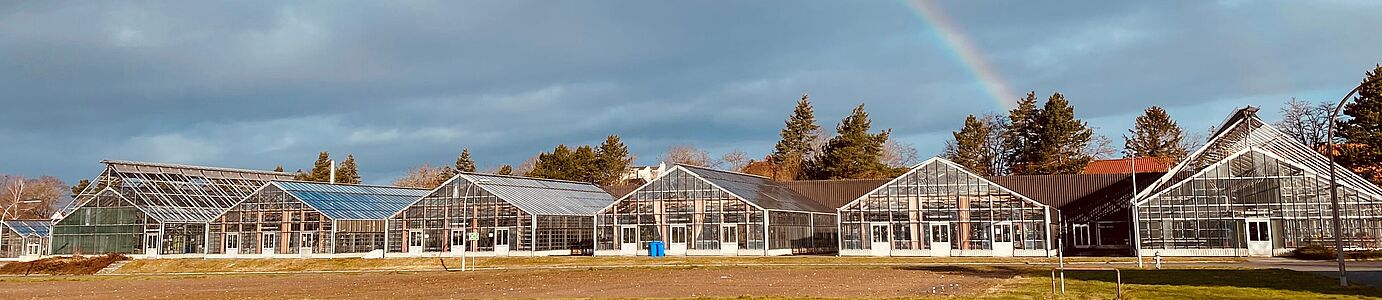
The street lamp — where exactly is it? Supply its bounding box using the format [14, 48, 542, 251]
[1, 199, 43, 222]
[1325, 74, 1381, 287]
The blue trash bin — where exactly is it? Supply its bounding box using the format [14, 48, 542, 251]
[649, 241, 665, 257]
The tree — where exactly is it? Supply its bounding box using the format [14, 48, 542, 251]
[660, 144, 712, 167]
[943, 115, 993, 175]
[721, 150, 750, 172]
[1025, 93, 1094, 175]
[595, 135, 634, 185]
[572, 145, 599, 182]
[1087, 134, 1119, 159]
[273, 165, 285, 173]
[1124, 106, 1188, 161]
[527, 145, 574, 179]
[306, 152, 333, 182]
[455, 149, 477, 173]
[809, 104, 892, 179]
[1277, 98, 1335, 149]
[514, 155, 540, 177]
[769, 94, 822, 181]
[496, 164, 513, 175]
[1339, 64, 1382, 184]
[1, 175, 66, 219]
[334, 154, 361, 184]
[70, 179, 91, 198]
[393, 164, 449, 189]
[980, 114, 1015, 175]
[1004, 92, 1042, 174]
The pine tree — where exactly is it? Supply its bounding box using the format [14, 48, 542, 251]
[454, 149, 477, 173]
[293, 169, 310, 181]
[496, 164, 513, 175]
[1004, 92, 1042, 174]
[1027, 93, 1094, 175]
[1124, 106, 1188, 161]
[70, 179, 91, 198]
[942, 115, 993, 175]
[335, 154, 361, 184]
[1339, 64, 1382, 184]
[572, 145, 598, 182]
[769, 94, 821, 181]
[308, 152, 332, 182]
[273, 165, 285, 173]
[595, 135, 633, 185]
[809, 104, 891, 179]
[527, 144, 573, 179]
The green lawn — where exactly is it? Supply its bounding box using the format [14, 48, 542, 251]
[976, 267, 1382, 299]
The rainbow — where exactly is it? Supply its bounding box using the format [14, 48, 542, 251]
[904, 0, 1019, 109]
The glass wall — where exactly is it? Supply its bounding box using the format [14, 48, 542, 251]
[388, 181, 541, 253]
[596, 169, 766, 253]
[208, 185, 336, 255]
[840, 160, 1052, 255]
[1137, 149, 1382, 252]
[51, 190, 153, 255]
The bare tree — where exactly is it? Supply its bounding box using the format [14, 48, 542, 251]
[720, 149, 749, 171]
[0, 175, 66, 219]
[660, 144, 712, 167]
[981, 114, 1015, 175]
[392, 164, 449, 189]
[513, 154, 540, 176]
[1085, 134, 1119, 160]
[882, 139, 921, 168]
[1276, 98, 1334, 148]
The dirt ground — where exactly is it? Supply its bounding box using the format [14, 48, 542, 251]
[0, 266, 1013, 299]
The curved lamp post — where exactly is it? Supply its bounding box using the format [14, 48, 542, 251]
[1326, 74, 1380, 287]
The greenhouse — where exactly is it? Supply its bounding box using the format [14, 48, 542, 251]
[1134, 107, 1382, 257]
[839, 158, 1055, 257]
[1, 220, 50, 259]
[387, 172, 615, 257]
[50, 160, 292, 256]
[207, 181, 427, 258]
[595, 165, 838, 256]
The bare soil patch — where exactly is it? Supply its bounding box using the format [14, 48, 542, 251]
[0, 266, 1010, 299]
[0, 254, 127, 275]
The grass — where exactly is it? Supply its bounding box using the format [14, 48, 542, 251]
[974, 267, 1382, 299]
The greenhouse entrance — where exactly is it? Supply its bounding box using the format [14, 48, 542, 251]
[993, 222, 1014, 257]
[1246, 219, 1272, 257]
[869, 223, 889, 257]
[494, 228, 511, 256]
[929, 223, 950, 257]
[449, 229, 465, 255]
[224, 233, 239, 255]
[620, 226, 638, 255]
[721, 224, 739, 255]
[669, 225, 688, 255]
[144, 232, 159, 256]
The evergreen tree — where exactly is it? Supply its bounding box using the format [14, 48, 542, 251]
[273, 165, 285, 173]
[1003, 92, 1042, 174]
[335, 154, 361, 184]
[769, 94, 821, 181]
[1027, 93, 1094, 175]
[308, 152, 332, 182]
[809, 104, 891, 179]
[1339, 64, 1382, 184]
[527, 144, 573, 179]
[455, 149, 477, 173]
[1124, 106, 1188, 161]
[942, 115, 993, 175]
[572, 145, 598, 182]
[293, 169, 310, 181]
[496, 164, 513, 175]
[70, 179, 91, 198]
[595, 135, 633, 185]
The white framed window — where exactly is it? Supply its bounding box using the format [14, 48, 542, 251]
[1072, 224, 1091, 246]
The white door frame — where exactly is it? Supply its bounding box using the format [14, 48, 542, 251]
[407, 231, 424, 256]
[144, 231, 160, 256]
[1246, 218, 1273, 257]
[619, 225, 638, 256]
[25, 237, 41, 256]
[449, 229, 466, 256]
[721, 224, 739, 255]
[224, 233, 240, 256]
[929, 223, 951, 257]
[668, 225, 688, 256]
[992, 221, 1014, 257]
[299, 232, 315, 256]
[493, 227, 511, 256]
[262, 232, 279, 255]
[869, 222, 891, 257]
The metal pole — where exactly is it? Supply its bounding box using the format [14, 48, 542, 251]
[1132, 152, 1143, 269]
[1326, 75, 1379, 287]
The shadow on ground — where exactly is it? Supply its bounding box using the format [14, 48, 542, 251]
[1063, 268, 1382, 298]
[893, 265, 1027, 279]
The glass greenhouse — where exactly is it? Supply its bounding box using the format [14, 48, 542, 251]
[1134, 107, 1382, 256]
[387, 173, 615, 257]
[595, 165, 838, 256]
[839, 158, 1055, 257]
[1, 220, 50, 258]
[51, 160, 292, 256]
[207, 181, 426, 257]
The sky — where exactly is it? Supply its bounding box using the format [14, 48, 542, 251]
[1, 1, 1380, 185]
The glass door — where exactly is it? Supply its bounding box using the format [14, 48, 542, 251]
[450, 229, 466, 255]
[929, 223, 951, 257]
[619, 225, 638, 256]
[493, 228, 511, 256]
[992, 222, 1014, 257]
[144, 231, 160, 256]
[668, 225, 688, 255]
[1246, 219, 1272, 257]
[408, 231, 424, 255]
[299, 232, 316, 255]
[224, 233, 240, 255]
[262, 232, 279, 255]
[870, 223, 890, 257]
[720, 224, 739, 255]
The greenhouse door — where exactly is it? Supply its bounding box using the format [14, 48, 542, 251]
[494, 228, 511, 256]
[408, 231, 424, 255]
[1246, 219, 1272, 257]
[224, 233, 239, 255]
[262, 232, 278, 255]
[870, 223, 891, 257]
[25, 237, 41, 256]
[929, 223, 951, 257]
[669, 225, 688, 255]
[992, 222, 1014, 257]
[450, 229, 466, 256]
[299, 232, 315, 255]
[144, 231, 160, 256]
[721, 224, 739, 255]
[620, 226, 638, 256]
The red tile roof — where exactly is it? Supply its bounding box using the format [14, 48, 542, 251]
[1081, 157, 1174, 174]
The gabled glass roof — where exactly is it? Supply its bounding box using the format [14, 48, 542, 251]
[455, 173, 616, 216]
[275, 181, 429, 220]
[3, 220, 52, 237]
[678, 165, 833, 213]
[63, 160, 295, 223]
